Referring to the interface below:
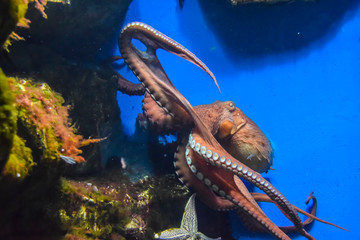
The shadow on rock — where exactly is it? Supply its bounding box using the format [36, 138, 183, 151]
[196, 0, 360, 63]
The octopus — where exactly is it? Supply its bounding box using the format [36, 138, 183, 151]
[115, 22, 346, 239]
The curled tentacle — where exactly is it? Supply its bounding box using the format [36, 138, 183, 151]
[184, 139, 291, 240]
[105, 55, 145, 96]
[174, 136, 237, 211]
[142, 93, 192, 133]
[119, 22, 219, 128]
[115, 73, 145, 96]
[251, 192, 348, 232]
[189, 130, 313, 239]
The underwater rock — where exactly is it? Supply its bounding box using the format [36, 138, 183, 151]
[1, 76, 99, 183]
[124, 174, 190, 239]
[9, 78, 100, 166]
[229, 0, 291, 5]
[0, 77, 106, 238]
[58, 173, 189, 240]
[58, 177, 131, 240]
[178, 0, 293, 7]
[0, 0, 58, 50]
[0, 0, 132, 175]
[195, 0, 360, 63]
[0, 0, 32, 49]
[0, 0, 37, 176]
[1, 150, 190, 240]
[0, 69, 16, 174]
[1, 49, 121, 174]
[10, 0, 132, 61]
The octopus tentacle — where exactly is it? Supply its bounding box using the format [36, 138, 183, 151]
[251, 192, 317, 233]
[115, 73, 145, 96]
[185, 141, 291, 240]
[119, 22, 219, 127]
[120, 22, 219, 89]
[251, 192, 348, 232]
[106, 56, 145, 96]
[189, 130, 314, 239]
[174, 137, 236, 211]
[142, 93, 193, 133]
[142, 93, 182, 133]
[241, 193, 317, 233]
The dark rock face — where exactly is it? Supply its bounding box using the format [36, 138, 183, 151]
[1, 0, 133, 174]
[21, 0, 132, 62]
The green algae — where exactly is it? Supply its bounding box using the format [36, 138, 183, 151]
[0, 77, 97, 180]
[0, 1, 138, 239]
[56, 174, 190, 240]
[0, 76, 108, 239]
[0, 69, 16, 174]
[5, 134, 35, 179]
[0, 0, 30, 50]
[0, 0, 56, 50]
[10, 78, 88, 163]
[59, 178, 130, 240]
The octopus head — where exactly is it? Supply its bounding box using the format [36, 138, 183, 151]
[194, 100, 273, 173]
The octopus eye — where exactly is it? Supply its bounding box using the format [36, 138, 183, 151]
[227, 101, 236, 112]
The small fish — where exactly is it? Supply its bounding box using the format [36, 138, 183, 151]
[121, 157, 127, 169]
[48, 0, 71, 4]
[59, 155, 76, 164]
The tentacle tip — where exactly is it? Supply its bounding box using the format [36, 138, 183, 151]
[208, 72, 221, 93]
[306, 192, 316, 204]
[214, 79, 221, 93]
[335, 225, 350, 232]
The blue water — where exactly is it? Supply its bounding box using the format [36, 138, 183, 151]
[114, 0, 360, 239]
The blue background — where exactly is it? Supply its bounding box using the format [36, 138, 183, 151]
[112, 0, 360, 239]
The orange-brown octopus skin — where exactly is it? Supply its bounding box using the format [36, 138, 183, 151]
[185, 129, 314, 240]
[117, 22, 335, 240]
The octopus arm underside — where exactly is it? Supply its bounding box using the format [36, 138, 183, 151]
[187, 130, 316, 240]
[119, 22, 222, 144]
[175, 139, 293, 239]
[176, 138, 346, 237]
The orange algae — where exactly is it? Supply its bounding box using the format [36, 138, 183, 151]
[2, 0, 68, 50]
[9, 78, 100, 163]
[1, 0, 36, 50]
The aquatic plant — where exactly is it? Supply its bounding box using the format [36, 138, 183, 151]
[57, 174, 190, 240]
[0, 0, 100, 179]
[0, 77, 102, 179]
[0, 0, 41, 50]
[1, 0, 133, 174]
[58, 178, 131, 240]
[14, 78, 100, 160]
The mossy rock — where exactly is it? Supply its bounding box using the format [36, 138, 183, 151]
[0, 68, 16, 175]
[58, 178, 130, 240]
